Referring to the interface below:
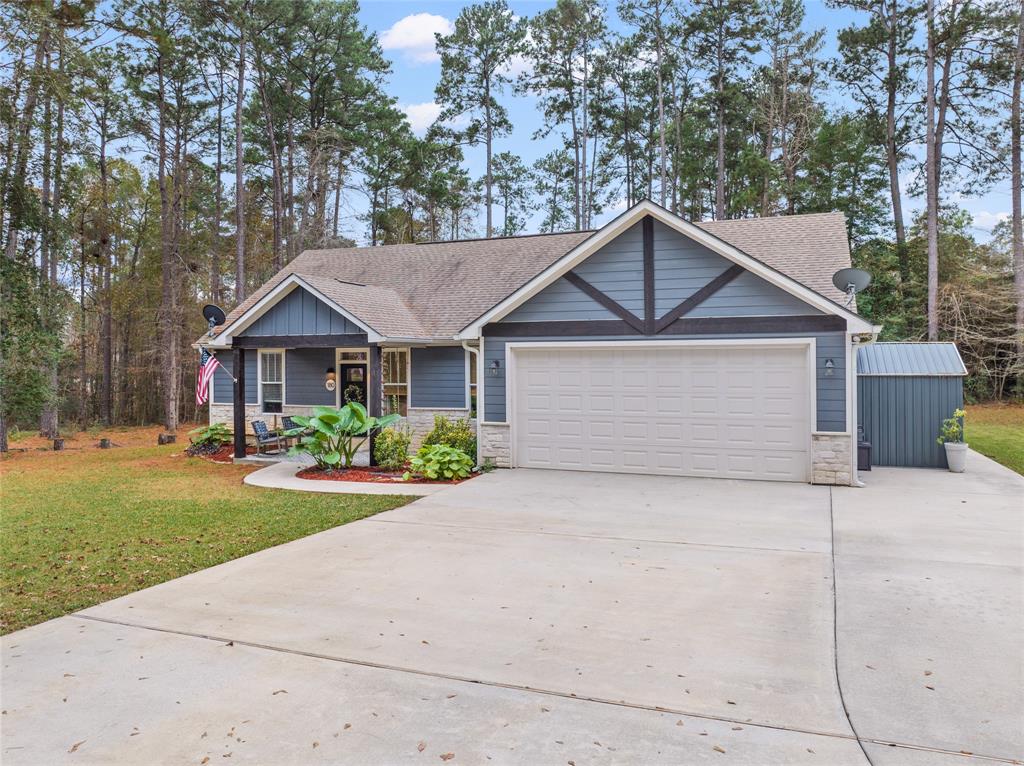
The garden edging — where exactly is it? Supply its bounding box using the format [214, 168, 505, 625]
[243, 461, 452, 496]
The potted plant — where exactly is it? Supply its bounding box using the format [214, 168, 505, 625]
[936, 408, 968, 473]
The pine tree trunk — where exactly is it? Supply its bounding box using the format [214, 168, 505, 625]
[234, 24, 247, 302]
[925, 0, 939, 341]
[40, 41, 63, 438]
[156, 51, 178, 433]
[99, 109, 113, 425]
[485, 92, 493, 238]
[657, 33, 667, 208]
[79, 218, 88, 426]
[5, 16, 50, 259]
[715, 31, 726, 220]
[1012, 3, 1024, 359]
[254, 45, 284, 269]
[886, 0, 908, 277]
[211, 71, 223, 303]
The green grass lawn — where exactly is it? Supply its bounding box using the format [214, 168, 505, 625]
[966, 403, 1024, 476]
[0, 437, 413, 634]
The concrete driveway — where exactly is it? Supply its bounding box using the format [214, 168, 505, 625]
[3, 453, 1021, 765]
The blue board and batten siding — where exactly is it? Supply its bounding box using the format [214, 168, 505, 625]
[856, 343, 967, 468]
[485, 216, 846, 431]
[241, 286, 364, 337]
[212, 354, 257, 405]
[506, 220, 821, 323]
[411, 347, 466, 408]
[285, 348, 336, 406]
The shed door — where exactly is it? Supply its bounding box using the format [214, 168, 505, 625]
[511, 345, 810, 482]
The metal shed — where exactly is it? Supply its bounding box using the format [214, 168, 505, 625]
[857, 343, 968, 469]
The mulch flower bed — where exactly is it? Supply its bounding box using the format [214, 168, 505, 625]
[295, 466, 476, 485]
[195, 444, 256, 463]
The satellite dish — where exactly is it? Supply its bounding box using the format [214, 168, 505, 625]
[202, 304, 227, 336]
[832, 268, 872, 307]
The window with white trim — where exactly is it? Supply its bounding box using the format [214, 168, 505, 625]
[260, 350, 284, 413]
[467, 351, 477, 417]
[383, 348, 408, 416]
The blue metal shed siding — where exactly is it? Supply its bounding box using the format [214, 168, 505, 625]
[285, 348, 335, 406]
[857, 375, 963, 468]
[857, 343, 966, 376]
[411, 347, 466, 408]
[483, 331, 846, 431]
[241, 287, 363, 337]
[211, 353, 257, 405]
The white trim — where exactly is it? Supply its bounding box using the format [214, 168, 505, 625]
[856, 372, 967, 377]
[382, 346, 410, 416]
[217, 274, 385, 345]
[505, 338, 819, 482]
[848, 333, 859, 486]
[258, 349, 286, 415]
[456, 200, 874, 339]
[335, 347, 370, 409]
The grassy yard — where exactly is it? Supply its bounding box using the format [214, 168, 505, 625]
[0, 425, 413, 634]
[965, 403, 1024, 476]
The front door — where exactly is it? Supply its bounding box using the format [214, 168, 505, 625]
[339, 363, 367, 405]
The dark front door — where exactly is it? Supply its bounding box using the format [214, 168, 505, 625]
[339, 363, 367, 405]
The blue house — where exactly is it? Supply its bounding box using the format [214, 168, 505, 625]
[200, 200, 879, 485]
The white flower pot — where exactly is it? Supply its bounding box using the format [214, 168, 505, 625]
[944, 442, 968, 473]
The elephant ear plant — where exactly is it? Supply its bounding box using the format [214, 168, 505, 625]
[284, 403, 400, 470]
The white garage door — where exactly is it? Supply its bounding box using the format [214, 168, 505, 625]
[511, 344, 811, 482]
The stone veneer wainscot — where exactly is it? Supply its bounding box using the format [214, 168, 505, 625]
[811, 433, 854, 486]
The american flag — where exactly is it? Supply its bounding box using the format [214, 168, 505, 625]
[196, 347, 222, 406]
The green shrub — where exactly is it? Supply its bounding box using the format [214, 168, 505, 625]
[937, 407, 967, 445]
[188, 422, 232, 447]
[422, 415, 476, 459]
[404, 444, 474, 481]
[374, 426, 411, 471]
[284, 402, 400, 470]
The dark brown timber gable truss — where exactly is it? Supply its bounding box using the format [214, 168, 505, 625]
[485, 215, 846, 338]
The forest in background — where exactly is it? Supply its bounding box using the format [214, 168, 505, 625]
[1, 0, 1021, 450]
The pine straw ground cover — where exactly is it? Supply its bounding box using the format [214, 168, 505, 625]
[0, 427, 414, 634]
[965, 403, 1024, 476]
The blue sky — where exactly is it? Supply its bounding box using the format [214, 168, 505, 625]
[352, 0, 1010, 243]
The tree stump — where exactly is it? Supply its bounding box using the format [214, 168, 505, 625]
[157, 433, 176, 445]
[53, 438, 65, 451]
[98, 438, 112, 449]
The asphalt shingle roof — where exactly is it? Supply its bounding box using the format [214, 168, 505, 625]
[211, 212, 853, 341]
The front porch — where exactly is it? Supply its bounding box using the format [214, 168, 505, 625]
[226, 338, 386, 462]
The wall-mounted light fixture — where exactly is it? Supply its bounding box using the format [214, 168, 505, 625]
[488, 359, 501, 377]
[325, 367, 337, 391]
[824, 359, 835, 377]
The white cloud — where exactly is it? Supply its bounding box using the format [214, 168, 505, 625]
[972, 210, 1009, 231]
[379, 13, 452, 64]
[499, 53, 533, 79]
[403, 102, 442, 134]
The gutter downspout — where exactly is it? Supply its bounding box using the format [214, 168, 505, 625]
[849, 328, 881, 488]
[461, 340, 482, 467]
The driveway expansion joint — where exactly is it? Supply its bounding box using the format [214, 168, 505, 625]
[69, 613, 1020, 765]
[370, 517, 830, 556]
